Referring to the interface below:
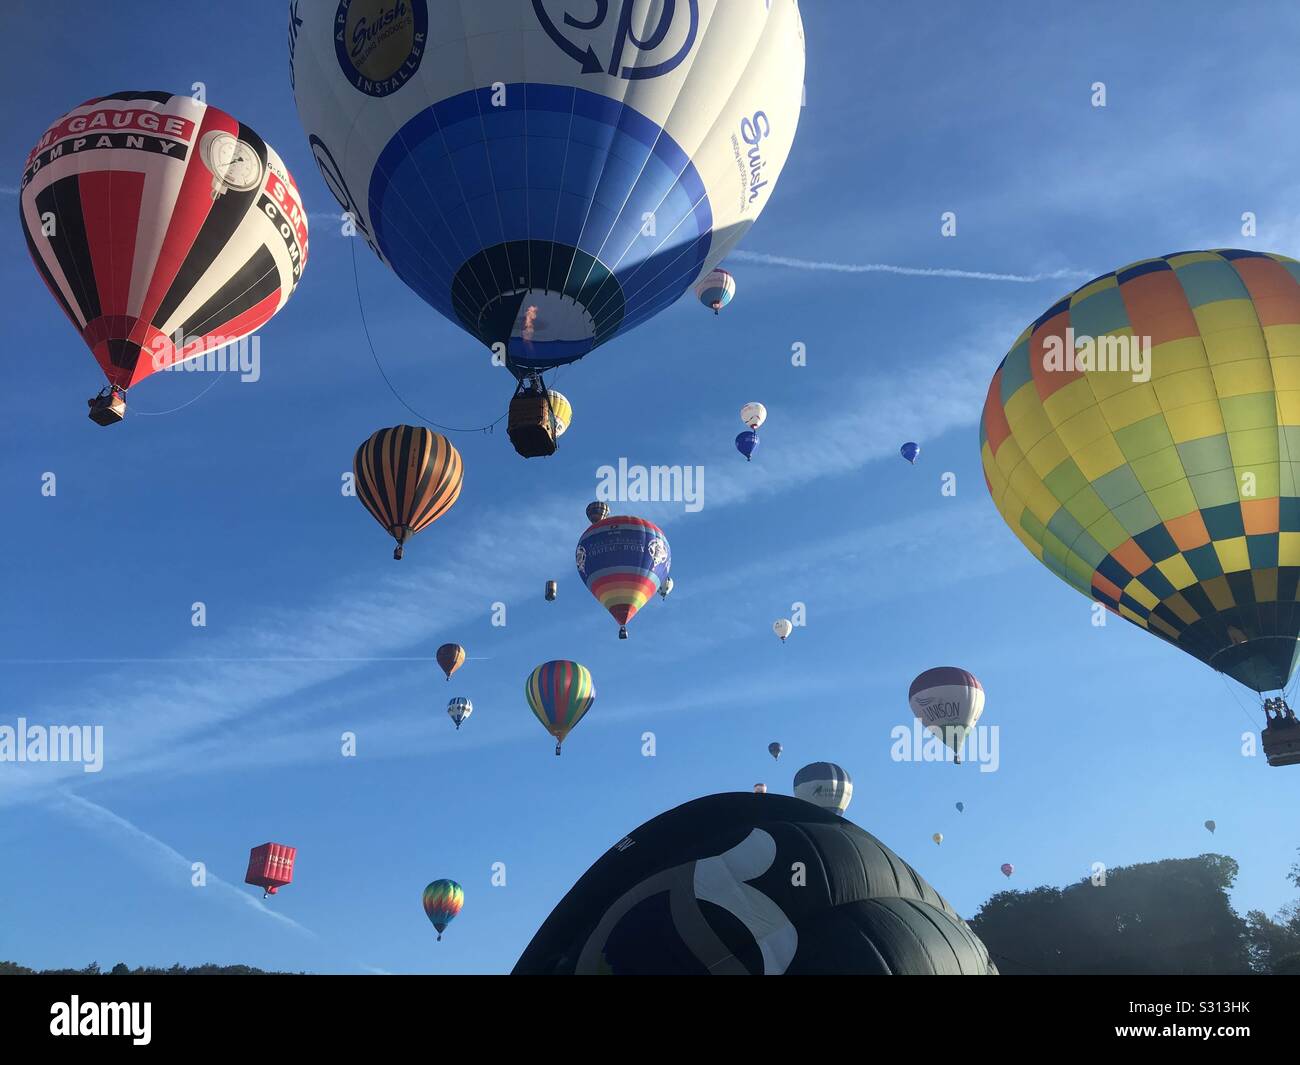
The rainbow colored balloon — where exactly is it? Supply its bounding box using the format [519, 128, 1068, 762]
[526, 661, 596, 755]
[422, 879, 464, 941]
[575, 516, 671, 639]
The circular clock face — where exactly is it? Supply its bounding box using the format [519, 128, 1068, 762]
[200, 131, 263, 193]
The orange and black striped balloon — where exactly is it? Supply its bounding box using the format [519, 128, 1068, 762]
[354, 426, 463, 559]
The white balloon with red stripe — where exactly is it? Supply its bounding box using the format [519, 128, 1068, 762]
[908, 667, 985, 764]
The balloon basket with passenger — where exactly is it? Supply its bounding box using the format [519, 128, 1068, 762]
[87, 385, 127, 427]
[507, 375, 563, 459]
[1262, 697, 1300, 767]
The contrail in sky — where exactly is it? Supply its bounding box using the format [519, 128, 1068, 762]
[731, 249, 1092, 284]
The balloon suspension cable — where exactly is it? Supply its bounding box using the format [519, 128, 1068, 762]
[351, 235, 507, 435]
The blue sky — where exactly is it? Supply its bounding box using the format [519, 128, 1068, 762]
[2, 0, 1299, 975]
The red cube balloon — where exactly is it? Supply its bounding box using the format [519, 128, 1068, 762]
[245, 843, 296, 897]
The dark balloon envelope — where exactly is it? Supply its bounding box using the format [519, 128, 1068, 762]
[512, 793, 997, 975]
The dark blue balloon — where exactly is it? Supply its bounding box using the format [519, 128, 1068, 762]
[901, 442, 920, 464]
[736, 431, 760, 462]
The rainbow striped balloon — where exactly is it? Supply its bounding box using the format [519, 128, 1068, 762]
[525, 661, 596, 755]
[422, 879, 464, 941]
[576, 517, 671, 638]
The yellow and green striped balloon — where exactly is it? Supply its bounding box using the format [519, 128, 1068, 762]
[980, 249, 1300, 693]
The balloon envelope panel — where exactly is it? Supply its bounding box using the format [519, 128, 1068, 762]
[290, 0, 804, 372]
[980, 250, 1300, 692]
[513, 793, 997, 975]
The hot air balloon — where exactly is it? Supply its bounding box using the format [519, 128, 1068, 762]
[736, 431, 760, 462]
[546, 390, 573, 438]
[741, 403, 767, 430]
[244, 843, 296, 900]
[980, 250, 1300, 754]
[1204, 819, 1216, 834]
[526, 660, 596, 755]
[21, 91, 308, 424]
[697, 268, 737, 315]
[901, 442, 920, 464]
[908, 667, 985, 763]
[586, 501, 610, 525]
[773, 619, 793, 643]
[436, 643, 466, 681]
[290, 2, 804, 380]
[1000, 863, 1014, 879]
[447, 697, 473, 731]
[545, 580, 559, 602]
[753, 783, 768, 794]
[956, 802, 965, 813]
[793, 762, 852, 816]
[354, 426, 463, 559]
[513, 793, 997, 975]
[932, 833, 943, 846]
[422, 879, 464, 941]
[576, 517, 671, 639]
[768, 742, 783, 760]
[659, 577, 674, 601]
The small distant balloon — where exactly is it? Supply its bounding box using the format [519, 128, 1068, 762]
[768, 742, 783, 760]
[659, 577, 674, 601]
[547, 390, 573, 437]
[736, 430, 760, 462]
[244, 843, 296, 900]
[773, 619, 793, 643]
[908, 667, 985, 764]
[586, 501, 610, 525]
[422, 879, 464, 941]
[436, 643, 466, 682]
[575, 516, 671, 639]
[545, 580, 558, 602]
[901, 442, 920, 464]
[793, 762, 852, 816]
[1000, 863, 1014, 878]
[932, 833, 943, 846]
[753, 783, 768, 794]
[740, 402, 768, 430]
[955, 802, 965, 813]
[525, 660, 596, 755]
[696, 268, 736, 315]
[1204, 820, 1216, 834]
[354, 426, 463, 559]
[447, 697, 472, 731]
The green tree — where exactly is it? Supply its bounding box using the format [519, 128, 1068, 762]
[970, 855, 1252, 974]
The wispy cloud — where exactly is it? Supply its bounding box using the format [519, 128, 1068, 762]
[730, 249, 1093, 284]
[3, 321, 1015, 802]
[52, 791, 316, 937]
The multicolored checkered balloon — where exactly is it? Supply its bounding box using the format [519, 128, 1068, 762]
[980, 249, 1300, 692]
